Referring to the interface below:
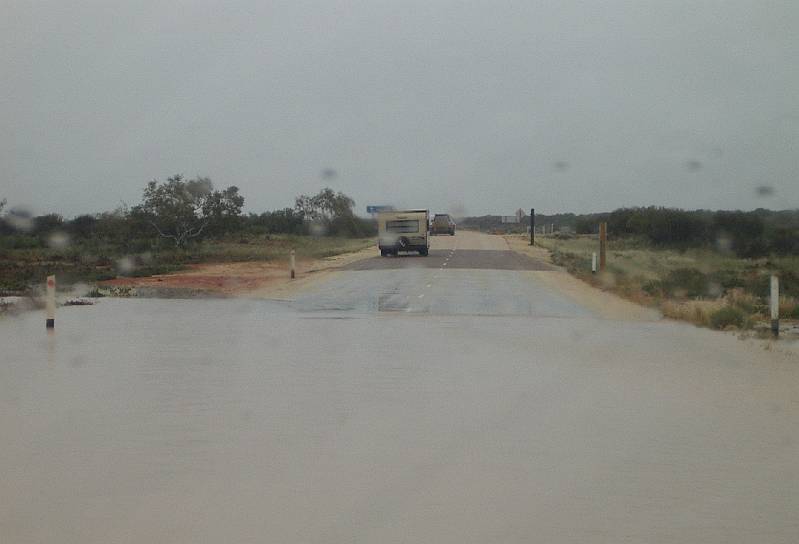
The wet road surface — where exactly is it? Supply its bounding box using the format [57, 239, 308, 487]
[293, 267, 587, 317]
[2, 231, 798, 543]
[316, 231, 561, 315]
[345, 247, 555, 271]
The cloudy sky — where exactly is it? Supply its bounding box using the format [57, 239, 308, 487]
[2, 0, 797, 217]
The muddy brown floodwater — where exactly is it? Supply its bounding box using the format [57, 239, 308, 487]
[2, 231, 798, 543]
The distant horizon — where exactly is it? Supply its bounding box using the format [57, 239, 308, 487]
[3, 195, 797, 222]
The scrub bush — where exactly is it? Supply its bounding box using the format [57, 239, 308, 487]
[709, 306, 745, 330]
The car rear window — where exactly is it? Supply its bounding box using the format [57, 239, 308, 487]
[386, 220, 419, 233]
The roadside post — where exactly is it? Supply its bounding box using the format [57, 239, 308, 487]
[599, 222, 607, 272]
[592, 252, 597, 274]
[46, 275, 55, 329]
[770, 274, 779, 338]
[290, 250, 296, 279]
[529, 208, 535, 246]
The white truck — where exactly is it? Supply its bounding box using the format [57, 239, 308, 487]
[377, 209, 430, 256]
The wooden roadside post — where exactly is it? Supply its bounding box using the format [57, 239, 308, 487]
[529, 208, 535, 246]
[46, 275, 55, 329]
[290, 249, 296, 279]
[599, 222, 607, 272]
[770, 274, 779, 338]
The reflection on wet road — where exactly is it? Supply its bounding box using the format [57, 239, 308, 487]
[293, 269, 590, 317]
[2, 231, 798, 543]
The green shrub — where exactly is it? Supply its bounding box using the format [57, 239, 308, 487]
[707, 269, 744, 291]
[642, 279, 664, 296]
[778, 270, 799, 298]
[662, 268, 708, 297]
[738, 272, 770, 298]
[709, 306, 745, 329]
[725, 288, 762, 314]
[0, 235, 43, 250]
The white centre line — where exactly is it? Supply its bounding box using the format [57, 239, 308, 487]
[418, 294, 424, 299]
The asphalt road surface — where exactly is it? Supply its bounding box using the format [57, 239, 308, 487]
[1, 231, 798, 543]
[293, 232, 580, 317]
[345, 231, 554, 271]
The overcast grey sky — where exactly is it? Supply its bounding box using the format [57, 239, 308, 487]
[2, 0, 797, 217]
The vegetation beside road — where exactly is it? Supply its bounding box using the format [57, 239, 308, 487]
[0, 178, 375, 296]
[1, 234, 374, 295]
[465, 206, 799, 258]
[471, 206, 799, 333]
[526, 233, 799, 332]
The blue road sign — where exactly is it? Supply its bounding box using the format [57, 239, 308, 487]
[366, 205, 393, 214]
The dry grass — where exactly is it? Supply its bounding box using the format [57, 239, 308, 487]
[661, 299, 725, 328]
[660, 292, 757, 329]
[532, 234, 754, 279]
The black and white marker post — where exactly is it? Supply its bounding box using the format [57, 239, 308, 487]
[45, 275, 55, 329]
[770, 274, 779, 338]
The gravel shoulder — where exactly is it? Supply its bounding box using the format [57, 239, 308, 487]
[101, 243, 378, 299]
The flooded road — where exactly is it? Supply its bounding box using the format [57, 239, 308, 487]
[2, 233, 798, 543]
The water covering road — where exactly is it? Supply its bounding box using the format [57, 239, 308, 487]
[1, 231, 798, 543]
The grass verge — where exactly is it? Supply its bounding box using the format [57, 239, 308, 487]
[514, 234, 799, 333]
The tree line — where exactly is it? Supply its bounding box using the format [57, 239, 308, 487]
[0, 175, 376, 250]
[575, 207, 799, 257]
[461, 206, 799, 257]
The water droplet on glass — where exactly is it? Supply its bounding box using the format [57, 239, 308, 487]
[5, 207, 34, 232]
[116, 256, 136, 275]
[309, 222, 328, 237]
[755, 185, 774, 197]
[707, 281, 723, 297]
[715, 234, 732, 253]
[685, 159, 702, 172]
[48, 231, 70, 249]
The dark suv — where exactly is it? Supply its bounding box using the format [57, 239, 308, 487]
[431, 214, 456, 235]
